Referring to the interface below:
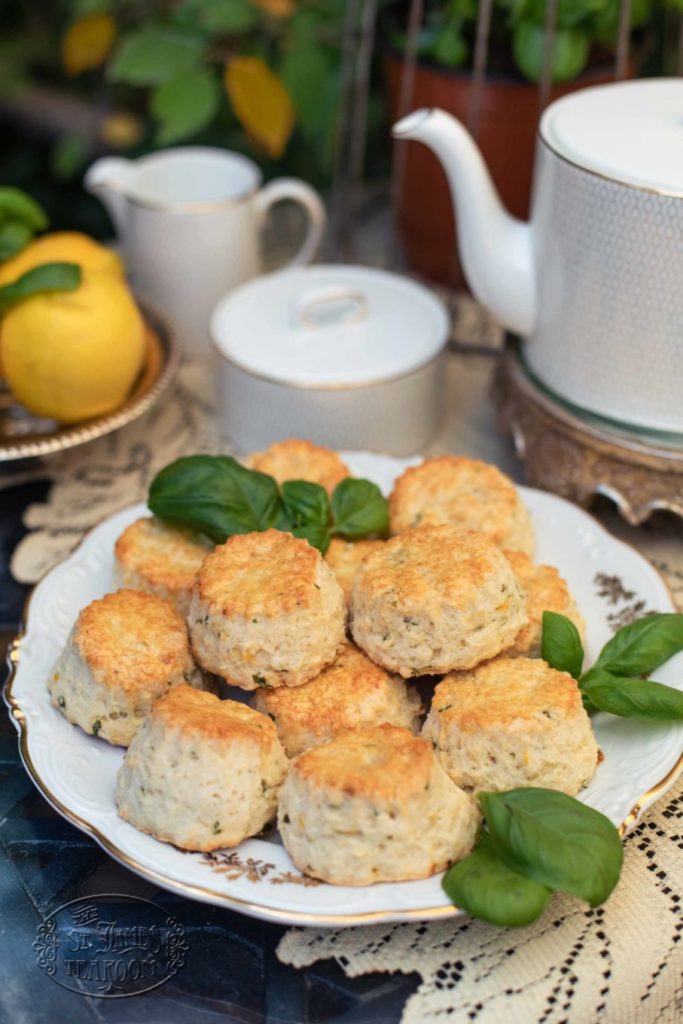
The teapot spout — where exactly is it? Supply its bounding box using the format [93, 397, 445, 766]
[84, 157, 134, 237]
[393, 109, 536, 335]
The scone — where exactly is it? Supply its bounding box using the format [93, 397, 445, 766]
[189, 529, 346, 690]
[246, 439, 350, 495]
[503, 550, 585, 658]
[278, 725, 478, 885]
[389, 455, 534, 555]
[423, 657, 599, 795]
[49, 589, 205, 746]
[116, 686, 288, 851]
[114, 516, 212, 616]
[252, 642, 422, 757]
[324, 538, 386, 605]
[350, 524, 527, 677]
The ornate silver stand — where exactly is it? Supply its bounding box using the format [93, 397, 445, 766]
[495, 341, 683, 526]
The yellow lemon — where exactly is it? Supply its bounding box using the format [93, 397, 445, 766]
[0, 231, 122, 286]
[2, 271, 146, 423]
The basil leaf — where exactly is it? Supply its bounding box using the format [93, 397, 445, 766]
[593, 613, 683, 677]
[330, 479, 389, 539]
[481, 788, 623, 908]
[0, 187, 48, 231]
[541, 611, 584, 679]
[281, 480, 331, 553]
[0, 263, 82, 312]
[282, 479, 329, 524]
[581, 690, 598, 715]
[149, 455, 284, 543]
[580, 667, 683, 721]
[0, 221, 33, 262]
[442, 834, 551, 927]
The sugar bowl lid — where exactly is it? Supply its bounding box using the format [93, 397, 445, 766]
[541, 78, 683, 195]
[211, 265, 449, 388]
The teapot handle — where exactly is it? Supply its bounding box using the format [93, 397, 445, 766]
[255, 178, 326, 266]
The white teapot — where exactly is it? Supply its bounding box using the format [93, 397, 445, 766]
[393, 78, 683, 433]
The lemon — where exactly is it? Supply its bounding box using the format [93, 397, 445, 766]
[2, 271, 146, 423]
[0, 231, 122, 286]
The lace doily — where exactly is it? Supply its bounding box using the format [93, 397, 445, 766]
[8, 348, 683, 1024]
[276, 551, 683, 1024]
[10, 363, 225, 584]
[277, 783, 683, 1023]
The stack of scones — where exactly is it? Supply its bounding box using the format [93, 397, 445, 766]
[48, 440, 599, 886]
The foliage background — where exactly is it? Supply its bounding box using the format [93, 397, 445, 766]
[0, 0, 358, 237]
[0, 0, 679, 239]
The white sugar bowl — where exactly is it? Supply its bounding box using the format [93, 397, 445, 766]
[211, 265, 449, 454]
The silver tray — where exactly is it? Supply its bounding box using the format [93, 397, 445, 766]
[0, 302, 179, 462]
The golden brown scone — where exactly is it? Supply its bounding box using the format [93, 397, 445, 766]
[324, 537, 386, 604]
[350, 524, 527, 677]
[503, 550, 585, 658]
[252, 642, 422, 756]
[423, 657, 599, 795]
[48, 590, 206, 746]
[246, 439, 350, 495]
[114, 516, 212, 616]
[189, 529, 346, 690]
[116, 686, 288, 851]
[278, 725, 479, 885]
[389, 455, 534, 555]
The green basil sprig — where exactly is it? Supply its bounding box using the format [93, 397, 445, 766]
[541, 610, 584, 679]
[0, 263, 82, 312]
[443, 833, 552, 927]
[580, 667, 683, 721]
[481, 789, 622, 908]
[149, 455, 283, 541]
[541, 610, 683, 722]
[331, 478, 389, 538]
[442, 787, 622, 927]
[148, 454, 389, 554]
[281, 480, 332, 551]
[592, 613, 683, 677]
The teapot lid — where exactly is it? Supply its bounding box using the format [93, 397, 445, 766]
[211, 265, 449, 387]
[540, 78, 683, 195]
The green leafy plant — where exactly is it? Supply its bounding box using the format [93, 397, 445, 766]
[51, 0, 347, 178]
[393, 0, 657, 85]
[542, 610, 683, 720]
[148, 454, 389, 554]
[443, 787, 623, 926]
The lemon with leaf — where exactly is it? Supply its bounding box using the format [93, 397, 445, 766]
[0, 231, 122, 286]
[2, 266, 146, 423]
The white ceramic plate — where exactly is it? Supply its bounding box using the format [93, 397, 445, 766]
[5, 452, 683, 927]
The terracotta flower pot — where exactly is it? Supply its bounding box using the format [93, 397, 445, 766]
[385, 54, 627, 288]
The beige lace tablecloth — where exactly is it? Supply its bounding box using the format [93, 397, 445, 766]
[8, 344, 683, 1024]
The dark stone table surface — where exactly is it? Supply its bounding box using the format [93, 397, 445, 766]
[0, 473, 419, 1024]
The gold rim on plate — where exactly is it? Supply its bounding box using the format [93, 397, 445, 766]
[3, 495, 683, 926]
[0, 300, 180, 462]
